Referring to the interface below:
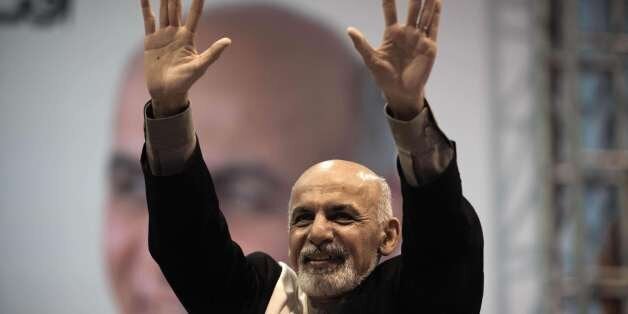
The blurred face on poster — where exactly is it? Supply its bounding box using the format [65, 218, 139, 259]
[103, 5, 364, 313]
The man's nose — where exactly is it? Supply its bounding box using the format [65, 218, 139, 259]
[307, 213, 333, 246]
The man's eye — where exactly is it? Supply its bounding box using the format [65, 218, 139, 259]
[330, 213, 355, 224]
[212, 164, 284, 214]
[108, 155, 146, 206]
[111, 174, 145, 196]
[293, 214, 313, 226]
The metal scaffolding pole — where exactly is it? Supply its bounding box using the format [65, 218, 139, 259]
[534, 1, 555, 312]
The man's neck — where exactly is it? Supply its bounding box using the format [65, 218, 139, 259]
[307, 295, 346, 314]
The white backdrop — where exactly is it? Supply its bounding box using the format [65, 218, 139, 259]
[0, 0, 497, 313]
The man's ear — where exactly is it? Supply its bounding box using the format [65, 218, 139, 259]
[379, 217, 401, 256]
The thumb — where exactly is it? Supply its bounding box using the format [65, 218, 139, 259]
[198, 37, 232, 71]
[347, 27, 375, 65]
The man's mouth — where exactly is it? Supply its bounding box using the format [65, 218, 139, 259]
[303, 254, 345, 268]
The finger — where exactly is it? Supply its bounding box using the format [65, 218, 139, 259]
[347, 27, 377, 66]
[159, 0, 169, 28]
[428, 1, 442, 41]
[186, 0, 204, 32]
[168, 0, 179, 26]
[417, 0, 435, 32]
[198, 38, 232, 70]
[406, 0, 421, 27]
[174, 0, 182, 26]
[382, 0, 398, 26]
[140, 0, 156, 35]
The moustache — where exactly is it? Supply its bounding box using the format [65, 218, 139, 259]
[299, 242, 348, 264]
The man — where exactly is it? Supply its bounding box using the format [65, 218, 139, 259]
[140, 0, 483, 313]
[106, 4, 395, 313]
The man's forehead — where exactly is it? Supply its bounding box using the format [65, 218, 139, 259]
[289, 182, 380, 220]
[292, 177, 379, 197]
[291, 162, 382, 207]
[294, 182, 369, 197]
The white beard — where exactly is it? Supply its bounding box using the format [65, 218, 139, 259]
[296, 242, 378, 298]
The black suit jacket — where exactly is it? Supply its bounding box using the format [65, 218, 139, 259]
[142, 141, 483, 313]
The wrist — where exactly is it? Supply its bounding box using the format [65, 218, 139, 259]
[385, 91, 425, 121]
[152, 93, 189, 118]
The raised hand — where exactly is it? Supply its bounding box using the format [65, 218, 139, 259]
[140, 0, 231, 117]
[348, 0, 442, 120]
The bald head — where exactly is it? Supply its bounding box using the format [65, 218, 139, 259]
[289, 160, 393, 225]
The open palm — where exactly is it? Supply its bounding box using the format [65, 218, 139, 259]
[348, 0, 442, 117]
[141, 0, 231, 116]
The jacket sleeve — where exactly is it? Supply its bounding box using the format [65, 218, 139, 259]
[141, 140, 280, 313]
[398, 145, 484, 313]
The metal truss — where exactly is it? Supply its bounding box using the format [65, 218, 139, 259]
[491, 0, 628, 313]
